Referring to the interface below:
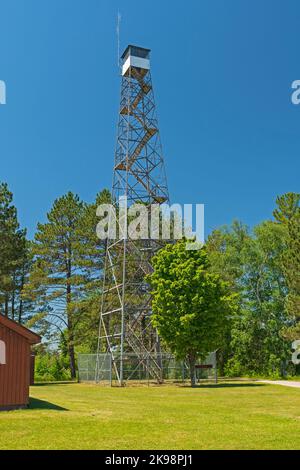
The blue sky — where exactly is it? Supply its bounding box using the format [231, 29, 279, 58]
[0, 0, 299, 238]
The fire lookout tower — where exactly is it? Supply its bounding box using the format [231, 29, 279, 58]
[96, 45, 169, 385]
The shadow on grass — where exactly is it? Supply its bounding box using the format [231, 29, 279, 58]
[183, 383, 266, 389]
[28, 397, 68, 411]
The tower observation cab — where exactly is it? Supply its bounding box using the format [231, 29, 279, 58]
[121, 45, 150, 77]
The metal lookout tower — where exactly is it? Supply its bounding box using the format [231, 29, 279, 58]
[96, 45, 169, 385]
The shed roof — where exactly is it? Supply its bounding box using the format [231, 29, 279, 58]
[0, 314, 41, 345]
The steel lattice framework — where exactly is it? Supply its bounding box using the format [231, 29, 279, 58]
[96, 46, 169, 385]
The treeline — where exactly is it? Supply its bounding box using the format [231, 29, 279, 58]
[207, 191, 299, 377]
[0, 184, 111, 378]
[0, 182, 299, 379]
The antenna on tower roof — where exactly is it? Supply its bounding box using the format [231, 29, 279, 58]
[116, 11, 121, 72]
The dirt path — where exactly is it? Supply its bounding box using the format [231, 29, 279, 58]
[259, 380, 300, 388]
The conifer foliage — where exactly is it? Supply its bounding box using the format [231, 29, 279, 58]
[24, 190, 110, 378]
[0, 183, 30, 322]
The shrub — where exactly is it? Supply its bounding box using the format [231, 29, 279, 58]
[35, 353, 72, 382]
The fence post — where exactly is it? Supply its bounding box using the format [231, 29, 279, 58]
[110, 353, 112, 386]
[95, 353, 98, 384]
[214, 351, 218, 384]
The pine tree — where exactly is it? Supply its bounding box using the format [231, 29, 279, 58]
[273, 192, 300, 224]
[72, 189, 111, 351]
[25, 190, 110, 377]
[0, 182, 29, 320]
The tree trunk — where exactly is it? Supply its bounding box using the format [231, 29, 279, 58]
[218, 349, 225, 377]
[4, 295, 9, 317]
[11, 289, 15, 321]
[18, 272, 25, 323]
[66, 254, 76, 379]
[18, 298, 23, 323]
[68, 336, 76, 380]
[67, 301, 76, 379]
[188, 353, 196, 387]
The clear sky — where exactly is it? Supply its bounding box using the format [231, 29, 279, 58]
[0, 0, 299, 238]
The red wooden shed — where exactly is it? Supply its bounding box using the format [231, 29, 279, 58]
[0, 314, 41, 410]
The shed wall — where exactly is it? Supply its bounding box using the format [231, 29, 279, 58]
[0, 324, 30, 407]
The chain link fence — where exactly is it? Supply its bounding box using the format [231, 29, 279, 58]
[78, 352, 217, 385]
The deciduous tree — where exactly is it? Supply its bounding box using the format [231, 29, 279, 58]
[147, 240, 238, 386]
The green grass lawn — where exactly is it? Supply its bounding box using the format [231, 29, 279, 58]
[0, 381, 300, 450]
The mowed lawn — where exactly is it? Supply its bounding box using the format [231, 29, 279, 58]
[0, 381, 300, 449]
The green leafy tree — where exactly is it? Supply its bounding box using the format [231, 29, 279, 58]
[147, 239, 238, 386]
[274, 193, 300, 339]
[206, 221, 250, 373]
[35, 351, 71, 382]
[207, 220, 290, 377]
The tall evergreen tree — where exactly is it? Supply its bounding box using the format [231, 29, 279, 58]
[25, 190, 110, 377]
[0, 182, 29, 321]
[70, 188, 111, 352]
